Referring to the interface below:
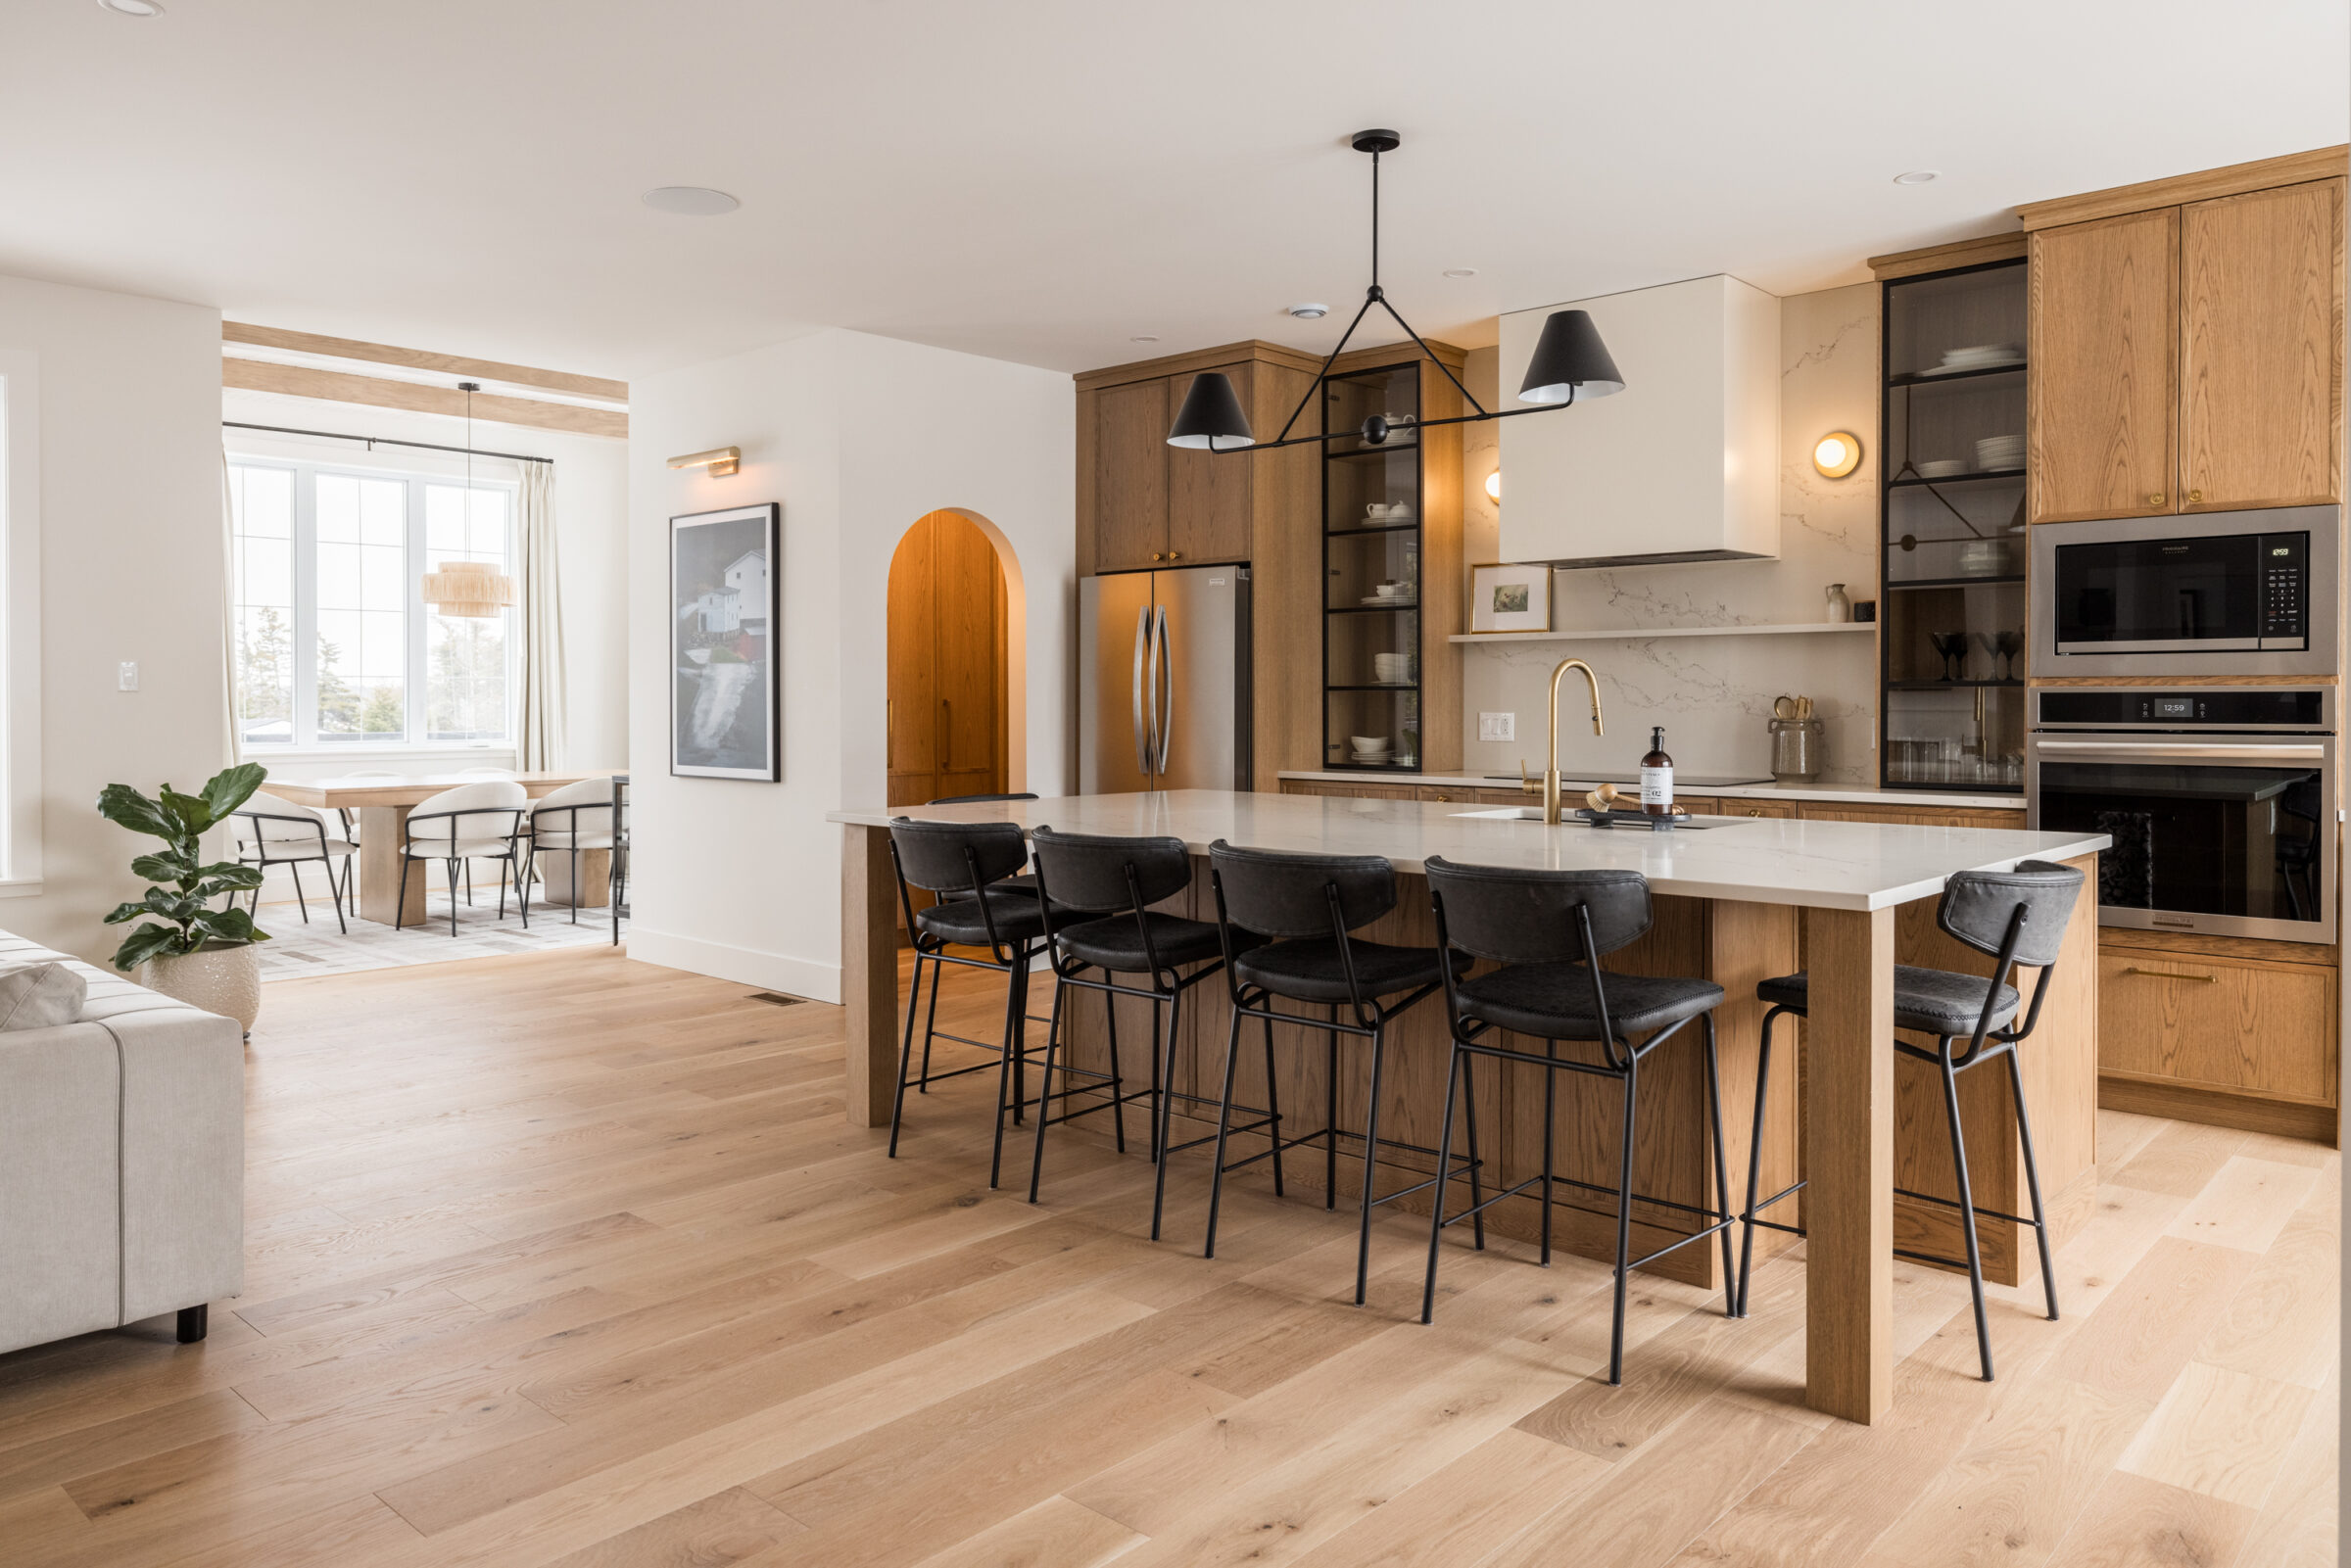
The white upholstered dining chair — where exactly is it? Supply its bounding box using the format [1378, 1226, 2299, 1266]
[231, 790, 359, 933]
[397, 780, 531, 935]
[526, 777, 619, 928]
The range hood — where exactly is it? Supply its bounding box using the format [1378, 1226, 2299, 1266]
[1497, 274, 1780, 569]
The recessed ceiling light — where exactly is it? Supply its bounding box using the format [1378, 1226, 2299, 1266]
[1442, 268, 1478, 279]
[1286, 303, 1330, 319]
[641, 186, 740, 216]
[1130, 334, 1161, 343]
[1893, 170, 1941, 185]
[96, 0, 165, 15]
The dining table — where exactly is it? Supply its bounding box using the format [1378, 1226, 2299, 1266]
[265, 770, 622, 927]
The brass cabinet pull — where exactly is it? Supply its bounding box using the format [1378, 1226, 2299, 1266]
[1151, 551, 1165, 561]
[2188, 489, 2204, 503]
[1745, 808, 1764, 817]
[2147, 493, 2167, 506]
[1168, 549, 1181, 560]
[2123, 966, 2217, 982]
[887, 700, 893, 769]
[1432, 792, 1451, 801]
[939, 698, 952, 771]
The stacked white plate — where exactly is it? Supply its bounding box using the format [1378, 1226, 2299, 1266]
[1349, 735, 1393, 762]
[1916, 458, 1971, 479]
[1371, 652, 1417, 685]
[1975, 434, 2026, 471]
[1923, 342, 2024, 375]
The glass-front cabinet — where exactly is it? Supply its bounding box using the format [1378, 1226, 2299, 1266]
[1322, 361, 1425, 770]
[1880, 257, 2027, 793]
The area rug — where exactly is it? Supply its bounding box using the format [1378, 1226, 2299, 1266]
[255, 891, 626, 981]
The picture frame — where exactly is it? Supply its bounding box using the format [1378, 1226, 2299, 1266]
[670, 501, 781, 780]
[1468, 562, 1553, 635]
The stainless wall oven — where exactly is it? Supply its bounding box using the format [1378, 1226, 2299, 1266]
[2027, 687, 2333, 944]
[2028, 505, 2338, 678]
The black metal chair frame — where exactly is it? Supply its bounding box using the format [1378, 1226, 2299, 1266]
[1420, 879, 1736, 1386]
[1202, 861, 1477, 1308]
[395, 805, 531, 936]
[609, 777, 630, 945]
[233, 806, 354, 935]
[1736, 897, 2063, 1383]
[525, 801, 622, 929]
[887, 830, 1061, 1190]
[1022, 841, 1245, 1220]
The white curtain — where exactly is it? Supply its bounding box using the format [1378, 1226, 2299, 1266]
[516, 462, 567, 770]
[220, 451, 242, 766]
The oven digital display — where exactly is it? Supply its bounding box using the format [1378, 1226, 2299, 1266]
[2149, 697, 2195, 719]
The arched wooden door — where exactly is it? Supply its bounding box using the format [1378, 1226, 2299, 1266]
[887, 511, 1009, 807]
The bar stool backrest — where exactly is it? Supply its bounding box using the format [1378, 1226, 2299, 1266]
[1207, 841, 1394, 938]
[887, 818, 1029, 895]
[1938, 860, 2083, 970]
[1422, 858, 1652, 964]
[1029, 828, 1188, 914]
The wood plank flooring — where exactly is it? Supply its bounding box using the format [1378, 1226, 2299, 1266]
[0, 945, 2333, 1567]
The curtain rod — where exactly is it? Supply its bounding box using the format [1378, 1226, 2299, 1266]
[221, 421, 556, 466]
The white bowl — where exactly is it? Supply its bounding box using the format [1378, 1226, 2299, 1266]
[1349, 736, 1391, 752]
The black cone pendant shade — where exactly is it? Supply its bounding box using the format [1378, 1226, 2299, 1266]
[1517, 309, 1625, 405]
[1167, 371, 1255, 450]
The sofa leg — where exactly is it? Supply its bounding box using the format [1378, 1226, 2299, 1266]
[175, 1304, 208, 1344]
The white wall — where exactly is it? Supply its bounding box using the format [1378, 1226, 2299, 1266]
[1462, 283, 1880, 783]
[0, 273, 228, 965]
[220, 388, 632, 777]
[628, 329, 1073, 1001]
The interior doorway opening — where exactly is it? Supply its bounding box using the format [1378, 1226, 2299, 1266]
[887, 509, 1013, 808]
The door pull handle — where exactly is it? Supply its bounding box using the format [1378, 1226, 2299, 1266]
[2122, 966, 2217, 983]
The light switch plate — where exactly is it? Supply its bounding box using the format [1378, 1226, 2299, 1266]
[118, 661, 138, 692]
[1478, 712, 1514, 741]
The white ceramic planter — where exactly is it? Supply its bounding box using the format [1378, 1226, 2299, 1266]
[139, 943, 263, 1036]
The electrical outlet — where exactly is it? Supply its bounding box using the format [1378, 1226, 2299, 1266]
[1478, 711, 1514, 742]
[118, 661, 138, 692]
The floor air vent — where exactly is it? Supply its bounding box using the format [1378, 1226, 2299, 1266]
[748, 991, 807, 1007]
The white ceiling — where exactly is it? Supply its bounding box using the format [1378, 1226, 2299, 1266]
[5, 0, 2344, 382]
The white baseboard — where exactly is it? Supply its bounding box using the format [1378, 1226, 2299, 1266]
[627, 927, 841, 1004]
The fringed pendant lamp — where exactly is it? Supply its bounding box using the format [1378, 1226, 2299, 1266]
[421, 382, 518, 618]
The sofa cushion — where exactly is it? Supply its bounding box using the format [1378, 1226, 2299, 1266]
[0, 961, 85, 1031]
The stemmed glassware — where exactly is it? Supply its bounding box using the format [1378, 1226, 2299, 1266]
[1928, 632, 1969, 682]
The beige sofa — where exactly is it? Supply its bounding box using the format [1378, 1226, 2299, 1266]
[0, 932, 244, 1354]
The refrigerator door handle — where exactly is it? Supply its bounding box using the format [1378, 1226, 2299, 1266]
[1153, 604, 1175, 775]
[1131, 604, 1152, 776]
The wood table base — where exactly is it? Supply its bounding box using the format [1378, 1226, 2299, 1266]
[356, 805, 427, 927]
[1803, 904, 1895, 1425]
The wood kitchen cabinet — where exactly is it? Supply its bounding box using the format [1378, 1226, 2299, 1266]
[1090, 378, 1172, 573]
[2023, 151, 2347, 524]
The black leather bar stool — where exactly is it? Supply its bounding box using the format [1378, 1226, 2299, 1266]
[1419, 857, 1735, 1385]
[1203, 840, 1471, 1307]
[929, 793, 1043, 896]
[886, 817, 1056, 1188]
[1022, 828, 1264, 1220]
[1736, 859, 2085, 1382]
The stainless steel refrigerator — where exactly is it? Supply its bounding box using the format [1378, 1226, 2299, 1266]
[1079, 565, 1253, 793]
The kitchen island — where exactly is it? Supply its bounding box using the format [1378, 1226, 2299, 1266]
[829, 789, 2108, 1424]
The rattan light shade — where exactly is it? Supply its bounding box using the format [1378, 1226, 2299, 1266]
[421, 560, 516, 618]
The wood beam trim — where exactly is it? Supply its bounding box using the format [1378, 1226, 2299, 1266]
[222, 322, 628, 403]
[2016, 145, 2351, 231]
[221, 359, 628, 441]
[1075, 339, 1325, 392]
[1867, 231, 2027, 280]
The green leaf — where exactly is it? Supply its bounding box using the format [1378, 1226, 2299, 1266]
[111, 922, 187, 973]
[196, 864, 264, 891]
[160, 786, 212, 834]
[199, 763, 267, 827]
[103, 899, 153, 926]
[97, 784, 176, 840]
[130, 850, 201, 884]
[191, 905, 267, 945]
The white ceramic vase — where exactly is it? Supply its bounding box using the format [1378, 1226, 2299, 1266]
[139, 943, 262, 1036]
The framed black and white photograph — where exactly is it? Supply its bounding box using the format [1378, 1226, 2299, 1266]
[671, 501, 780, 780]
[1468, 562, 1553, 635]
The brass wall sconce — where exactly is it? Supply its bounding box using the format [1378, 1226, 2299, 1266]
[669, 446, 741, 478]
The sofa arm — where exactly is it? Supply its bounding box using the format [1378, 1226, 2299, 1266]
[0, 1022, 122, 1355]
[103, 1005, 245, 1325]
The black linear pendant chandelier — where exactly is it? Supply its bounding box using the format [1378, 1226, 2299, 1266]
[1167, 128, 1625, 454]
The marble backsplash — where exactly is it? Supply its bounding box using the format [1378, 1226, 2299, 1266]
[1460, 282, 1882, 783]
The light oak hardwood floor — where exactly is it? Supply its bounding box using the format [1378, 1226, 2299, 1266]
[0, 945, 2333, 1567]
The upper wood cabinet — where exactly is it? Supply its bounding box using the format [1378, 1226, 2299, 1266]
[2025, 153, 2347, 525]
[1168, 361, 1254, 565]
[1081, 359, 1256, 573]
[2029, 208, 2179, 523]
[2180, 178, 2345, 512]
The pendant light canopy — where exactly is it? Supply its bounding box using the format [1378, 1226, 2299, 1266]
[422, 382, 518, 618]
[1166, 128, 1625, 454]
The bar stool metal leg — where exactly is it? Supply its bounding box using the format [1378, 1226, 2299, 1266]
[916, 965, 942, 1095]
[1736, 1006, 1786, 1318]
[1458, 1049, 1486, 1252]
[1026, 973, 1072, 1203]
[888, 949, 929, 1158]
[1540, 1038, 1558, 1265]
[1150, 987, 1182, 1240]
[1323, 1014, 1339, 1212]
[2007, 1047, 2061, 1322]
[1202, 1006, 1247, 1259]
[1354, 1019, 1389, 1307]
[1939, 1040, 1994, 1381]
[1419, 1039, 1466, 1325]
[1262, 1012, 1285, 1199]
[1609, 1053, 1639, 1386]
[1703, 1015, 1737, 1316]
[986, 951, 1031, 1191]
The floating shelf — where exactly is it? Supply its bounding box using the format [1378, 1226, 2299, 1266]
[1450, 622, 1876, 645]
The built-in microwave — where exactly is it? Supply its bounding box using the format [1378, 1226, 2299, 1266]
[2028, 505, 2339, 678]
[2026, 686, 2334, 944]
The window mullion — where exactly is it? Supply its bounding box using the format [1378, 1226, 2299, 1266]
[408, 478, 425, 745]
[293, 464, 317, 747]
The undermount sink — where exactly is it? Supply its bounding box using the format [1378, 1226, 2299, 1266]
[1449, 806, 1755, 831]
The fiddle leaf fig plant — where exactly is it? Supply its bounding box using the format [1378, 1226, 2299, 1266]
[99, 762, 272, 972]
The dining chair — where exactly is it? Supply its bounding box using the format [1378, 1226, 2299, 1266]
[527, 778, 620, 927]
[230, 790, 359, 934]
[397, 781, 531, 936]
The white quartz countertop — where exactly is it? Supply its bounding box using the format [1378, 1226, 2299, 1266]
[829, 790, 2106, 913]
[1276, 771, 2024, 812]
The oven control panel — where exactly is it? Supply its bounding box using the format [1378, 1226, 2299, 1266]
[2034, 687, 2330, 731]
[2261, 532, 2308, 643]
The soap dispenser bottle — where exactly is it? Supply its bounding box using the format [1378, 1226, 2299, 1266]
[1640, 726, 1674, 817]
